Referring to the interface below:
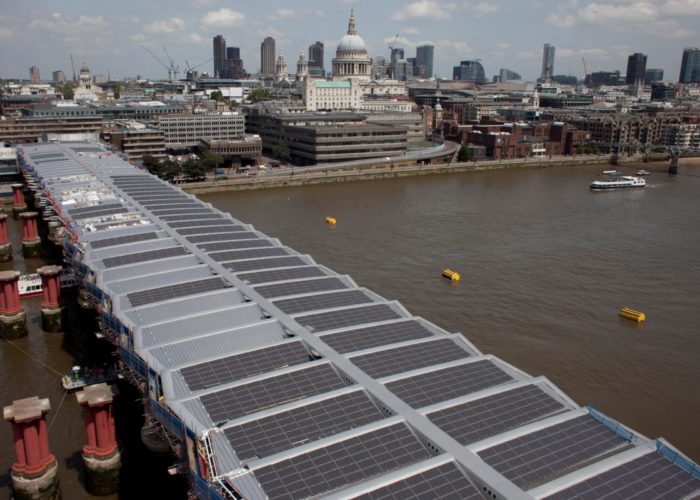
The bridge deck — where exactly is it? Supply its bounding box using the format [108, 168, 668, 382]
[19, 142, 700, 499]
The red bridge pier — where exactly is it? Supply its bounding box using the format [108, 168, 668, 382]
[0, 270, 27, 339]
[0, 213, 12, 262]
[20, 211, 42, 258]
[76, 383, 121, 495]
[37, 265, 63, 333]
[11, 183, 27, 219]
[3, 396, 61, 500]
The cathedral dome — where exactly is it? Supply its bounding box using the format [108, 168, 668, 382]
[335, 10, 367, 55]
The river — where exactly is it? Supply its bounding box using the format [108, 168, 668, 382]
[1, 160, 698, 498]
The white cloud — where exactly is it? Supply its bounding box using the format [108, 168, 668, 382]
[662, 0, 700, 14]
[200, 8, 245, 28]
[0, 26, 14, 39]
[546, 12, 577, 27]
[29, 14, 109, 35]
[270, 8, 299, 20]
[472, 2, 500, 17]
[392, 1, 451, 20]
[496, 42, 511, 49]
[555, 47, 610, 60]
[184, 33, 205, 44]
[131, 33, 147, 43]
[403, 27, 421, 35]
[144, 17, 185, 34]
[578, 2, 658, 24]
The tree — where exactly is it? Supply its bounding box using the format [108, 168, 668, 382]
[272, 142, 290, 162]
[112, 84, 121, 99]
[210, 90, 224, 102]
[458, 144, 474, 162]
[62, 83, 74, 100]
[182, 159, 206, 181]
[248, 88, 270, 103]
[201, 150, 224, 169]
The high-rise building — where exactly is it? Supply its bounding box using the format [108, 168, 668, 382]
[453, 60, 486, 83]
[226, 47, 240, 61]
[213, 35, 226, 78]
[29, 66, 41, 83]
[625, 52, 647, 86]
[223, 47, 245, 79]
[261, 37, 276, 76]
[308, 41, 324, 70]
[406, 57, 417, 78]
[416, 44, 434, 79]
[390, 48, 404, 79]
[644, 68, 664, 85]
[52, 70, 65, 84]
[679, 47, 700, 83]
[498, 68, 521, 82]
[541, 43, 555, 83]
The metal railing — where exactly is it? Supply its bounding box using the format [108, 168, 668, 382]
[586, 404, 635, 442]
[657, 440, 700, 480]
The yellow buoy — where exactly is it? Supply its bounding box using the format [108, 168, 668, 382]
[325, 216, 336, 225]
[442, 269, 460, 282]
[619, 307, 645, 322]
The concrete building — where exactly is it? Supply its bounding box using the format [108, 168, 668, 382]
[644, 69, 664, 85]
[371, 56, 389, 80]
[213, 35, 226, 78]
[245, 109, 408, 164]
[275, 54, 288, 82]
[365, 112, 428, 142]
[109, 121, 166, 162]
[29, 66, 41, 83]
[541, 43, 555, 83]
[499, 68, 521, 82]
[679, 47, 700, 84]
[158, 113, 246, 148]
[360, 79, 408, 97]
[304, 80, 361, 111]
[416, 44, 434, 79]
[260, 37, 276, 76]
[296, 53, 309, 80]
[200, 136, 263, 167]
[659, 122, 700, 148]
[73, 64, 101, 102]
[52, 70, 65, 84]
[223, 47, 246, 79]
[308, 41, 324, 71]
[332, 10, 372, 82]
[0, 116, 103, 143]
[626, 53, 647, 86]
[453, 60, 487, 83]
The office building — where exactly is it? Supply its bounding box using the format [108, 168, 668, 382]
[626, 53, 647, 86]
[416, 44, 434, 79]
[644, 69, 664, 85]
[109, 122, 166, 162]
[261, 37, 276, 76]
[406, 58, 417, 78]
[304, 80, 361, 111]
[226, 47, 240, 61]
[52, 71, 65, 84]
[390, 47, 404, 78]
[679, 47, 700, 84]
[498, 68, 521, 82]
[223, 47, 245, 79]
[541, 43, 555, 83]
[453, 60, 487, 84]
[308, 41, 324, 70]
[158, 113, 246, 148]
[213, 35, 226, 78]
[29, 66, 41, 83]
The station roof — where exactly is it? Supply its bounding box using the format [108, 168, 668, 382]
[19, 142, 700, 499]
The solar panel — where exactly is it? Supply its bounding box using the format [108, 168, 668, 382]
[222, 256, 306, 272]
[209, 247, 289, 262]
[71, 146, 103, 153]
[89, 232, 159, 249]
[478, 415, 629, 489]
[255, 277, 347, 299]
[101, 246, 188, 269]
[71, 207, 130, 220]
[351, 462, 483, 500]
[179, 225, 244, 236]
[427, 385, 565, 444]
[352, 339, 471, 379]
[224, 391, 385, 461]
[168, 219, 233, 229]
[151, 208, 215, 216]
[130, 194, 188, 202]
[320, 320, 434, 354]
[238, 266, 327, 285]
[544, 452, 700, 500]
[159, 213, 223, 222]
[196, 239, 269, 253]
[199, 364, 347, 425]
[185, 231, 253, 244]
[296, 304, 402, 333]
[141, 201, 199, 209]
[252, 423, 431, 500]
[180, 341, 312, 391]
[127, 276, 229, 307]
[67, 202, 125, 216]
[274, 290, 373, 315]
[386, 359, 513, 409]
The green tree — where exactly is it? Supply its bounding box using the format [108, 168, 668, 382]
[575, 144, 583, 154]
[201, 150, 224, 169]
[182, 159, 206, 180]
[62, 83, 74, 100]
[210, 90, 224, 102]
[458, 144, 473, 162]
[112, 84, 121, 99]
[272, 141, 290, 162]
[248, 88, 270, 103]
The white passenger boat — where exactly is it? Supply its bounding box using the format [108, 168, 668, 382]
[18, 271, 79, 298]
[590, 176, 646, 191]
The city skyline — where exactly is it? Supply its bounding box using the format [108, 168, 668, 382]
[0, 0, 699, 82]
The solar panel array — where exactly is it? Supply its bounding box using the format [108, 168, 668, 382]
[88, 231, 159, 249]
[427, 384, 565, 444]
[479, 415, 629, 489]
[209, 247, 288, 262]
[101, 246, 188, 268]
[255, 277, 347, 299]
[222, 256, 306, 272]
[223, 390, 385, 461]
[273, 290, 373, 315]
[544, 452, 700, 499]
[179, 341, 311, 391]
[196, 239, 269, 253]
[296, 304, 402, 333]
[252, 423, 432, 499]
[237, 265, 327, 285]
[199, 364, 347, 425]
[386, 359, 513, 408]
[320, 320, 434, 354]
[351, 462, 483, 500]
[126, 277, 229, 307]
[351, 339, 471, 379]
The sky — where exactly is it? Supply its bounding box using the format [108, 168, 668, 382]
[0, 0, 699, 82]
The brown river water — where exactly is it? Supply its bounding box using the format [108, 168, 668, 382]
[1, 160, 699, 498]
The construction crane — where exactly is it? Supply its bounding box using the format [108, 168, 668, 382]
[70, 53, 77, 83]
[162, 45, 180, 81]
[387, 33, 400, 53]
[581, 57, 588, 80]
[185, 58, 213, 72]
[141, 45, 174, 80]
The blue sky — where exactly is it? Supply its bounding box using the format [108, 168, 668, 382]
[1, 0, 698, 82]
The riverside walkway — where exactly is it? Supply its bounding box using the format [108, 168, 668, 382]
[18, 142, 700, 499]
